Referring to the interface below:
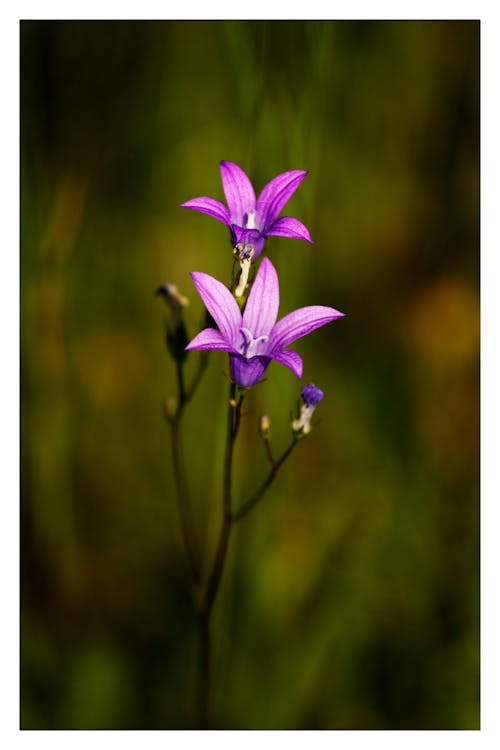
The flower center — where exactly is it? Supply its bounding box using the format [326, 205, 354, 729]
[240, 327, 269, 358]
[234, 243, 255, 262]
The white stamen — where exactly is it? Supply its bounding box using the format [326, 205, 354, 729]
[240, 327, 269, 358]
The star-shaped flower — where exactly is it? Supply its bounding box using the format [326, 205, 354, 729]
[185, 257, 344, 388]
[181, 161, 313, 260]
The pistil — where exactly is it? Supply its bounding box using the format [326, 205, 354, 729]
[240, 327, 269, 358]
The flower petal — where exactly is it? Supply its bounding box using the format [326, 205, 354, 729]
[270, 348, 303, 379]
[266, 216, 313, 243]
[181, 197, 230, 225]
[256, 170, 308, 231]
[190, 271, 242, 344]
[229, 354, 269, 388]
[269, 306, 345, 351]
[186, 328, 235, 352]
[220, 161, 256, 227]
[242, 257, 280, 338]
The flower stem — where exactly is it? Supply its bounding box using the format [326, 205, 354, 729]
[185, 350, 210, 403]
[204, 382, 243, 612]
[176, 360, 187, 405]
[192, 387, 303, 726]
[195, 381, 244, 727]
[195, 608, 211, 729]
[263, 436, 276, 466]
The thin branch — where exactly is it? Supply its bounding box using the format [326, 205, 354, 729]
[185, 350, 210, 403]
[231, 438, 299, 522]
[263, 437, 276, 467]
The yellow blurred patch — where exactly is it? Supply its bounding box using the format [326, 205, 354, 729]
[72, 330, 146, 407]
[408, 277, 479, 371]
[41, 174, 89, 262]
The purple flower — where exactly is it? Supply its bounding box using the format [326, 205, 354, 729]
[185, 257, 344, 388]
[181, 161, 313, 259]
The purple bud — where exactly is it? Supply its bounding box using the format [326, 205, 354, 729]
[292, 383, 324, 436]
[302, 383, 324, 408]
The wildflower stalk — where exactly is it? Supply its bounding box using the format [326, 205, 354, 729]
[195, 382, 306, 726]
[195, 608, 210, 729]
[175, 359, 187, 407]
[204, 381, 243, 611]
[185, 349, 210, 402]
[196, 381, 245, 727]
[262, 433, 276, 467]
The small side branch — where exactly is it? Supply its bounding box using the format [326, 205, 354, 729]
[231, 438, 299, 522]
[185, 350, 210, 403]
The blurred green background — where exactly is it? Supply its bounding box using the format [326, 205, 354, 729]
[20, 20, 479, 729]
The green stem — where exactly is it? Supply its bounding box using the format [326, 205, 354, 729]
[204, 382, 242, 613]
[263, 436, 275, 466]
[176, 359, 187, 405]
[195, 382, 244, 727]
[185, 350, 210, 403]
[231, 438, 298, 522]
[195, 609, 211, 729]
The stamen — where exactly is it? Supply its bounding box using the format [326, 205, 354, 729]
[240, 327, 269, 358]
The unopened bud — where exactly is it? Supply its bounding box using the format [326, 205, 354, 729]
[156, 283, 190, 363]
[259, 415, 271, 439]
[155, 283, 189, 312]
[292, 383, 324, 436]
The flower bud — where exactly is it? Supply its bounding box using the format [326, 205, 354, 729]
[155, 283, 190, 364]
[259, 414, 271, 439]
[155, 283, 189, 312]
[292, 383, 324, 436]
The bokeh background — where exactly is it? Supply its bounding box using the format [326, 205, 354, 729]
[20, 20, 479, 729]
